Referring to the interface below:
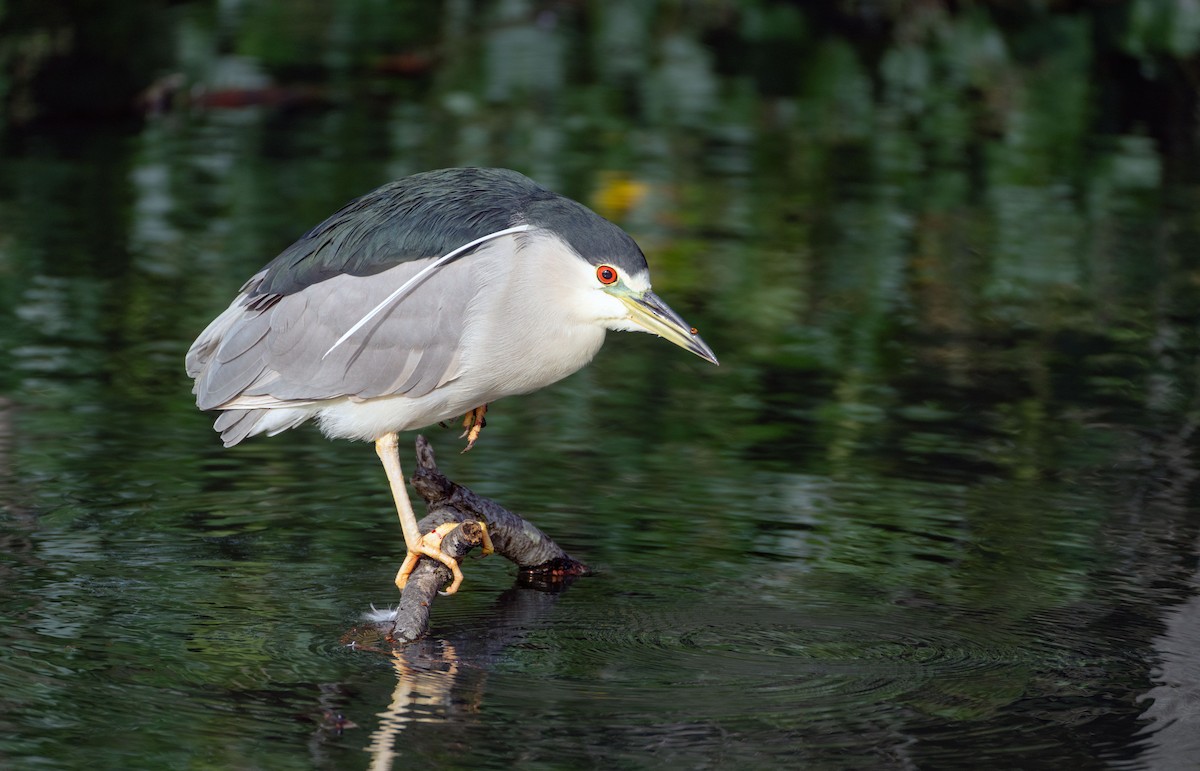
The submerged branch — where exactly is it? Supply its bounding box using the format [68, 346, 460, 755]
[355, 435, 590, 646]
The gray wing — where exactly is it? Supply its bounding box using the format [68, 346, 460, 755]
[186, 241, 499, 410]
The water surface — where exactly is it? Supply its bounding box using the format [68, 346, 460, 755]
[3, 2, 1200, 768]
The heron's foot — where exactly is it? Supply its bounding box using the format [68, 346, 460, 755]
[395, 521, 494, 594]
[459, 404, 488, 452]
[478, 521, 495, 556]
[396, 522, 465, 594]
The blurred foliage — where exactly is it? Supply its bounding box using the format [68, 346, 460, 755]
[2, 0, 1200, 767]
[1, 0, 1197, 581]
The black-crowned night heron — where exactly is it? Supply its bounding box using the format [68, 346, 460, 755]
[186, 167, 717, 594]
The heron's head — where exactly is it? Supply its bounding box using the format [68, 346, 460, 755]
[523, 194, 719, 366]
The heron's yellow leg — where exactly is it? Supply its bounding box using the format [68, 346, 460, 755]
[459, 404, 488, 452]
[375, 433, 465, 594]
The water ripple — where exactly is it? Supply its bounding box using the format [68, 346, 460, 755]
[481, 593, 1052, 732]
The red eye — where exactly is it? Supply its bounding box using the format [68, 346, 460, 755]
[596, 265, 618, 285]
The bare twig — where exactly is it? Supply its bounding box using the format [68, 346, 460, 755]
[351, 435, 590, 646]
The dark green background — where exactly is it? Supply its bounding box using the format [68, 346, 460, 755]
[3, 1, 1200, 768]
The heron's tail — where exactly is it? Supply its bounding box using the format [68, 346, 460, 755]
[212, 406, 313, 447]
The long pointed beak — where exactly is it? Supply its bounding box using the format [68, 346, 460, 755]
[615, 289, 719, 365]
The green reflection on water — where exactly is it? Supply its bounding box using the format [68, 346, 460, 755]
[3, 1, 1200, 768]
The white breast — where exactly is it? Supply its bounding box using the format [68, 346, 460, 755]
[313, 230, 608, 441]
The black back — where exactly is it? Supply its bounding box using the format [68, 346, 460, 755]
[249, 168, 648, 298]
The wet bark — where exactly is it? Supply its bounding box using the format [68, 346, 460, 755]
[366, 435, 590, 645]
